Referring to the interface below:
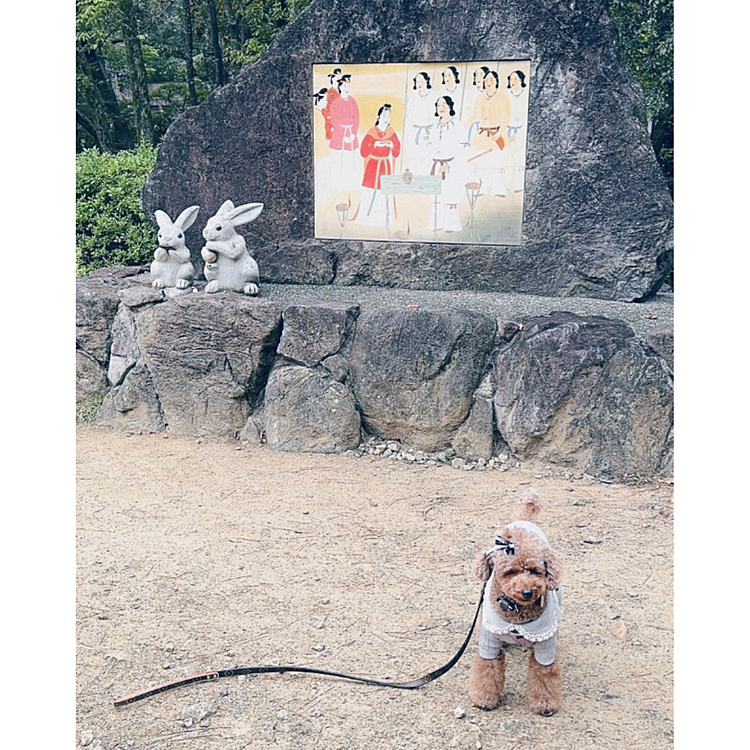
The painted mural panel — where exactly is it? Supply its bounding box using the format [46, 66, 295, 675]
[312, 61, 531, 245]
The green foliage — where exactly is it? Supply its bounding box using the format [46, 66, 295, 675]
[76, 397, 104, 424]
[609, 0, 673, 193]
[228, 1, 311, 65]
[76, 144, 158, 275]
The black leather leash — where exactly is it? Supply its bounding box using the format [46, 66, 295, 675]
[114, 583, 486, 708]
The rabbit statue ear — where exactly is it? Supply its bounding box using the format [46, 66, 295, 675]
[228, 202, 264, 227]
[175, 205, 200, 231]
[216, 199, 235, 216]
[154, 210, 173, 229]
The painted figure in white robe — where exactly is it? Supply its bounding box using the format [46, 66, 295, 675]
[427, 96, 469, 233]
[504, 69, 529, 193]
[404, 71, 435, 174]
[438, 65, 463, 109]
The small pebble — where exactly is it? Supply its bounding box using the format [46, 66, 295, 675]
[80, 730, 94, 746]
[454, 706, 466, 719]
[312, 643, 326, 652]
[277, 709, 288, 720]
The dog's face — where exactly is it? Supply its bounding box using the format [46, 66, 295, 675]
[477, 527, 561, 618]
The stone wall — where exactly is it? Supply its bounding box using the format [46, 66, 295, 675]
[77, 268, 673, 481]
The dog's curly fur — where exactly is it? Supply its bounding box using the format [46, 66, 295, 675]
[469, 489, 562, 716]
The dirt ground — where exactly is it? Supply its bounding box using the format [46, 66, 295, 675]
[76, 425, 673, 749]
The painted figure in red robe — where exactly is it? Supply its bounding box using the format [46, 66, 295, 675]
[356, 104, 402, 227]
[329, 75, 361, 190]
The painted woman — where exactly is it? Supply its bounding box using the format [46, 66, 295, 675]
[438, 65, 463, 108]
[504, 69, 530, 193]
[328, 74, 361, 191]
[403, 71, 435, 174]
[427, 95, 469, 233]
[355, 103, 402, 227]
[464, 65, 491, 140]
[319, 68, 342, 141]
[466, 69, 511, 196]
[313, 88, 333, 203]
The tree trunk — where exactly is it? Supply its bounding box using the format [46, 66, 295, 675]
[118, 0, 155, 144]
[182, 0, 198, 106]
[206, 0, 225, 87]
[77, 41, 134, 151]
[222, 0, 243, 51]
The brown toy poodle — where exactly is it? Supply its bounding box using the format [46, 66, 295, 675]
[468, 489, 562, 716]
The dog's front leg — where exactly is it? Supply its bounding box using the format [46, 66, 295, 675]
[527, 653, 561, 716]
[469, 652, 506, 710]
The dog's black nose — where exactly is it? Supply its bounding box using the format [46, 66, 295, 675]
[522, 589, 533, 600]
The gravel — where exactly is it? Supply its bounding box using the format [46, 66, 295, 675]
[258, 283, 673, 340]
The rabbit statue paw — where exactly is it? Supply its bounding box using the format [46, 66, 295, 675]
[200, 200, 263, 294]
[150, 206, 200, 290]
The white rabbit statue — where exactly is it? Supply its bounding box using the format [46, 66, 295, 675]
[151, 205, 200, 289]
[200, 200, 264, 295]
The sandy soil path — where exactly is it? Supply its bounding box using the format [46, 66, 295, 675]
[76, 425, 673, 749]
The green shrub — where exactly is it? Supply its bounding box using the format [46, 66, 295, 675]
[76, 144, 158, 276]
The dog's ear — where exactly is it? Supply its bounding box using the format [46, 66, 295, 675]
[474, 548, 493, 581]
[543, 548, 562, 590]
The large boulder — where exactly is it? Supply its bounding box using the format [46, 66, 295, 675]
[263, 364, 361, 453]
[75, 269, 146, 404]
[349, 308, 496, 450]
[277, 300, 360, 367]
[95, 362, 166, 434]
[76, 278, 121, 369]
[141, 0, 672, 301]
[76, 350, 109, 405]
[135, 294, 282, 437]
[493, 312, 673, 480]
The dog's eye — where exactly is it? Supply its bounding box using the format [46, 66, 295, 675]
[527, 568, 542, 576]
[503, 570, 515, 577]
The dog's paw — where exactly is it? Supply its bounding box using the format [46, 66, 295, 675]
[530, 698, 559, 716]
[469, 689, 501, 711]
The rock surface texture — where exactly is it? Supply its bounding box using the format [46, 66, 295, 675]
[493, 312, 673, 480]
[141, 0, 673, 301]
[136, 293, 282, 437]
[349, 308, 497, 451]
[76, 270, 674, 479]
